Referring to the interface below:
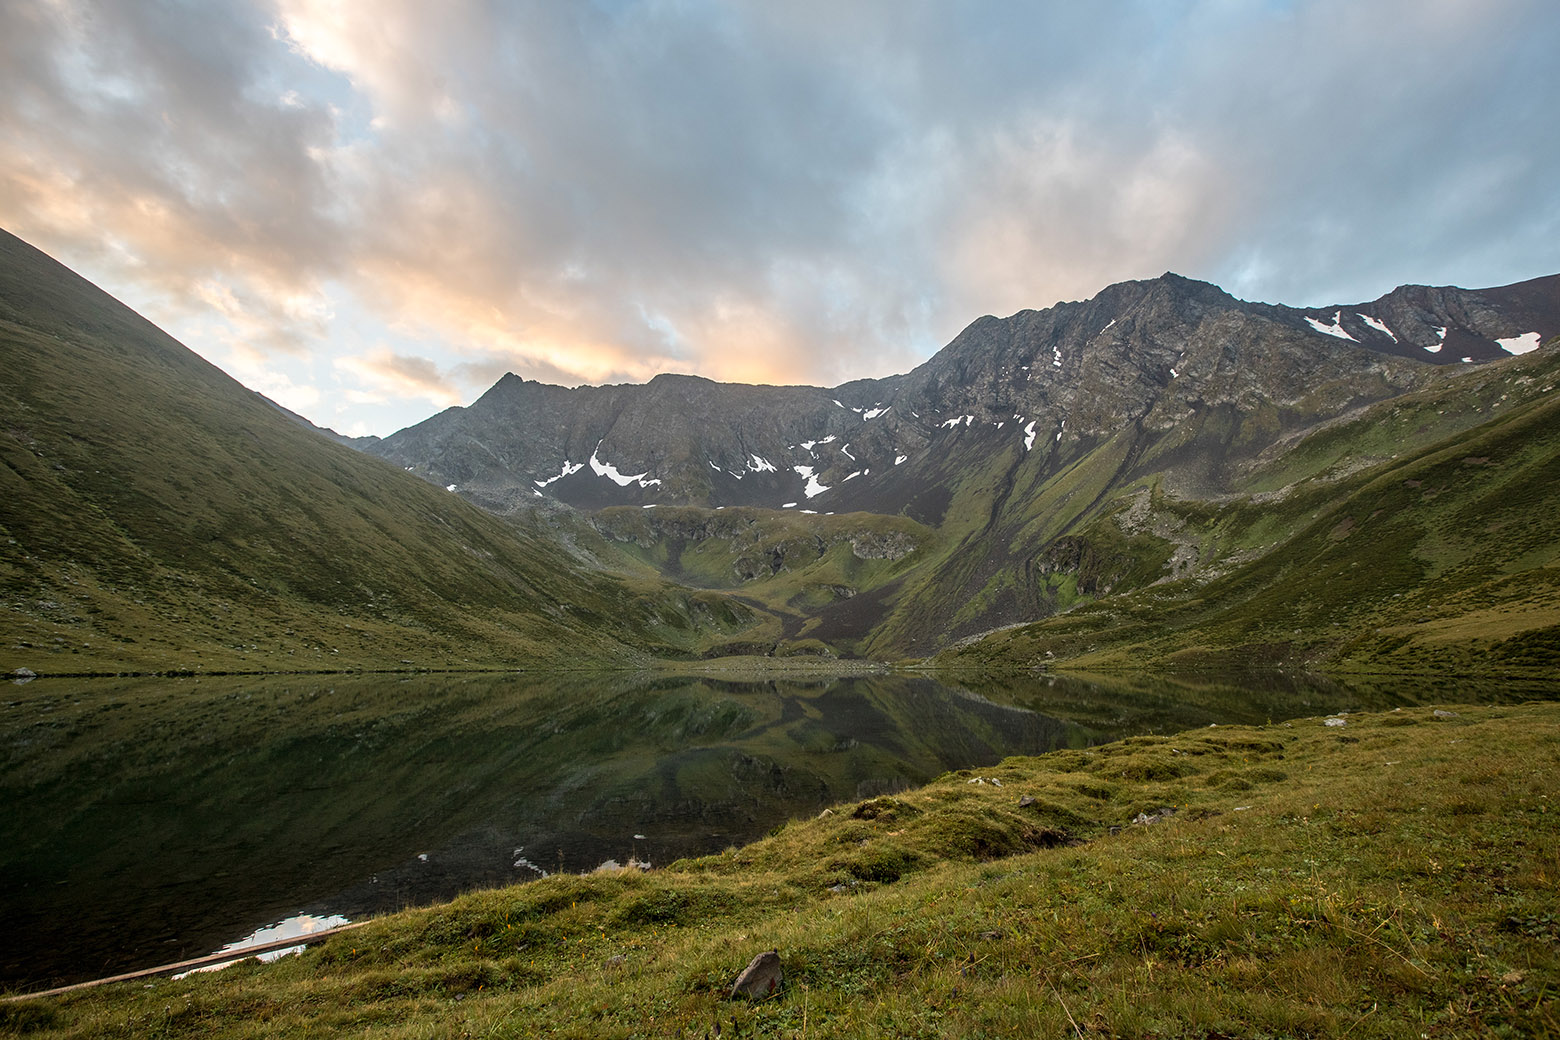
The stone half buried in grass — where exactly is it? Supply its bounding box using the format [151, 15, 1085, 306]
[730, 950, 783, 1001]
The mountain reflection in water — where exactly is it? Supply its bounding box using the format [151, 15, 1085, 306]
[1, 668, 1543, 991]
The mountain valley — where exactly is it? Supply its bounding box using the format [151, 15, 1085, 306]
[0, 230, 752, 674]
[2, 226, 1557, 676]
[367, 265, 1560, 672]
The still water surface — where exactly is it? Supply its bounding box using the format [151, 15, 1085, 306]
[1, 668, 1548, 990]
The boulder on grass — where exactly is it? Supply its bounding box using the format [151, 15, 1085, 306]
[730, 950, 782, 1000]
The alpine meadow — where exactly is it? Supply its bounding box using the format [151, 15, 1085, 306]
[3, 224, 1558, 1035]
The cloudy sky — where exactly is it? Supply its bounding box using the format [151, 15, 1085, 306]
[3, 0, 1558, 436]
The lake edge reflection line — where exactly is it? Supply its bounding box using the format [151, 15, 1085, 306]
[2, 923, 366, 1002]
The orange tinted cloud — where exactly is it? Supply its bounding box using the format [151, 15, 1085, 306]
[941, 124, 1229, 319]
[334, 349, 465, 409]
[2, 0, 1555, 438]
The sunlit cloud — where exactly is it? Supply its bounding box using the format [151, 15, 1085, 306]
[1, 0, 1556, 436]
[334, 348, 466, 409]
[941, 124, 1228, 315]
[229, 360, 321, 417]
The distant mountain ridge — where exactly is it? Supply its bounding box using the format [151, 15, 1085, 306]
[356, 267, 1559, 668]
[367, 272, 1559, 518]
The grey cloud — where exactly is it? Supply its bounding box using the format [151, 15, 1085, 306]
[0, 0, 343, 345]
[306, 0, 946, 379]
[2, 0, 1557, 427]
[1148, 0, 1560, 302]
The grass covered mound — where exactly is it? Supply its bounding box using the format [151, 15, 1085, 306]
[7, 702, 1557, 1037]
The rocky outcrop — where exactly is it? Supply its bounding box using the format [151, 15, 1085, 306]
[846, 530, 917, 561]
[590, 507, 926, 584]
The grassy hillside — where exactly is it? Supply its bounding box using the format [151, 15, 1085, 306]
[592, 341, 1560, 671]
[4, 222, 1553, 674]
[939, 346, 1560, 676]
[589, 506, 936, 656]
[7, 700, 1556, 1036]
[0, 230, 761, 673]
[912, 344, 1558, 665]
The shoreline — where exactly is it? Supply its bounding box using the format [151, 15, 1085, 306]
[5, 700, 1555, 1036]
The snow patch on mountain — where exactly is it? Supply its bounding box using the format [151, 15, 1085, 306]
[535, 460, 586, 487]
[590, 445, 661, 488]
[1498, 331, 1542, 355]
[793, 465, 829, 498]
[1357, 313, 1397, 341]
[1305, 312, 1356, 341]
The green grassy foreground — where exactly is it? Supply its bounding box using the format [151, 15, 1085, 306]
[6, 701, 1557, 1037]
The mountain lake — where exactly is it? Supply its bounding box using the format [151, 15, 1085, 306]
[2, 668, 1554, 992]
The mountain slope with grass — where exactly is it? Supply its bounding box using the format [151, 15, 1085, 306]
[8, 701, 1556, 1036]
[3, 224, 1554, 673]
[364, 263, 1557, 667]
[576, 340, 1560, 668]
[0, 230, 761, 674]
[939, 343, 1560, 675]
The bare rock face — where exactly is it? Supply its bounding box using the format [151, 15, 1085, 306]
[364, 271, 1559, 516]
[730, 950, 782, 1001]
[848, 530, 916, 560]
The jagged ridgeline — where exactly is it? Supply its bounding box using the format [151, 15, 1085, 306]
[367, 262, 1560, 670]
[3, 222, 1558, 673]
[0, 230, 758, 673]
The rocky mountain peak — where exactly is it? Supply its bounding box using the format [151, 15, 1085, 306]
[365, 271, 1556, 516]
